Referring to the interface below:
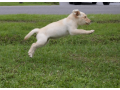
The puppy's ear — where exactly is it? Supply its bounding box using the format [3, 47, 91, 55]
[72, 9, 80, 17]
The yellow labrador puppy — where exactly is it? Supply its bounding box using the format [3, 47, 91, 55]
[24, 9, 95, 57]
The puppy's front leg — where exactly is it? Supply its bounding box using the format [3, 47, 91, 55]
[69, 29, 94, 35]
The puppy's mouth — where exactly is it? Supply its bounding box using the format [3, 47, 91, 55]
[86, 22, 91, 25]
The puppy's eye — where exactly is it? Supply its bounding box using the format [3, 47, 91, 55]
[84, 16, 86, 18]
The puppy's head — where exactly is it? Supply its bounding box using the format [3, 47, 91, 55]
[72, 9, 91, 25]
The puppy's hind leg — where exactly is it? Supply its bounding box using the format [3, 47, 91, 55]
[28, 34, 48, 58]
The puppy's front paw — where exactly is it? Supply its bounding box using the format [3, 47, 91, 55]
[90, 30, 95, 34]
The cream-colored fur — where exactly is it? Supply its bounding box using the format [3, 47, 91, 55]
[24, 9, 95, 57]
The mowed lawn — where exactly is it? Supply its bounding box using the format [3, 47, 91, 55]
[0, 14, 120, 88]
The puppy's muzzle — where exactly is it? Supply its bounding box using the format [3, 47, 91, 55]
[86, 20, 91, 25]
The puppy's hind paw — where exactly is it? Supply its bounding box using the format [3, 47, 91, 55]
[28, 52, 33, 58]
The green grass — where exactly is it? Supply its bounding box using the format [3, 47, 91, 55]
[0, 14, 120, 88]
[0, 2, 59, 6]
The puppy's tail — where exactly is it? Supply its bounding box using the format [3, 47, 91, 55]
[24, 28, 39, 40]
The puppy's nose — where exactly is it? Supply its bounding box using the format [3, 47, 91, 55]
[90, 20, 91, 23]
[89, 20, 92, 24]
